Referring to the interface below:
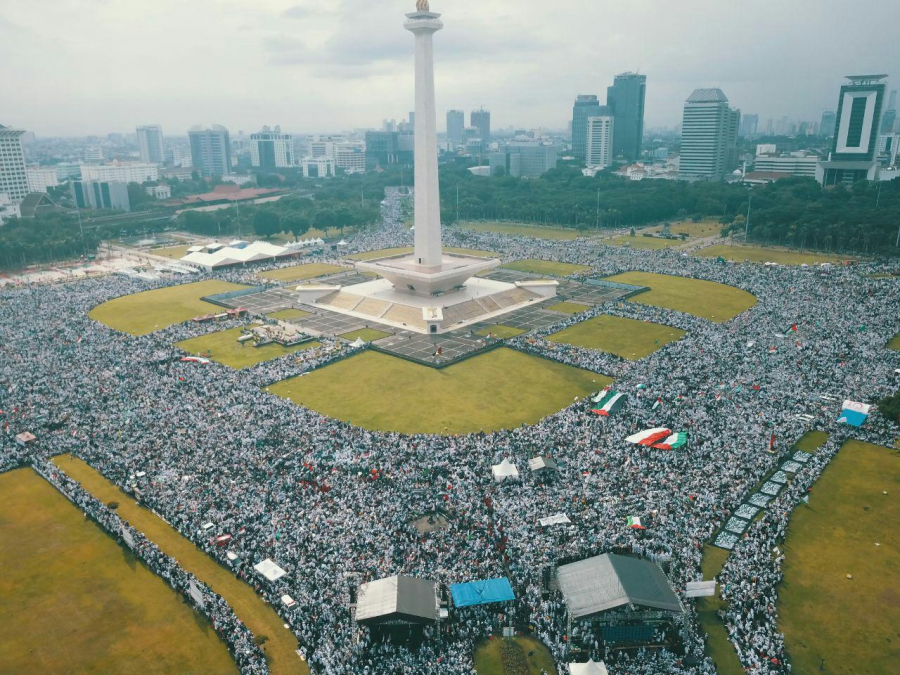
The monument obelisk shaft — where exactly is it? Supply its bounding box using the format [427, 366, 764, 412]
[405, 7, 443, 268]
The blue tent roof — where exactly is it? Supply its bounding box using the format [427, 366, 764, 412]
[450, 578, 515, 608]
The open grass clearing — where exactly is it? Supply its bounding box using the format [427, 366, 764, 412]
[779, 440, 900, 675]
[549, 315, 686, 360]
[151, 244, 191, 260]
[176, 327, 320, 369]
[608, 235, 684, 250]
[53, 455, 308, 675]
[545, 301, 592, 315]
[501, 259, 590, 277]
[268, 309, 311, 321]
[258, 263, 346, 283]
[340, 328, 392, 342]
[475, 325, 526, 339]
[646, 219, 724, 239]
[347, 247, 413, 261]
[605, 271, 756, 323]
[696, 545, 744, 675]
[459, 221, 580, 240]
[793, 430, 830, 454]
[0, 468, 237, 675]
[696, 244, 845, 266]
[268, 347, 609, 436]
[888, 332, 900, 351]
[89, 280, 250, 336]
[473, 635, 557, 675]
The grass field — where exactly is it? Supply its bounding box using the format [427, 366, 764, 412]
[549, 315, 686, 360]
[779, 440, 900, 675]
[793, 431, 830, 453]
[608, 235, 684, 250]
[475, 325, 526, 339]
[646, 219, 724, 238]
[176, 327, 321, 369]
[53, 455, 308, 675]
[696, 244, 845, 266]
[501, 259, 590, 277]
[605, 271, 757, 323]
[545, 301, 591, 315]
[696, 545, 744, 675]
[460, 221, 580, 240]
[268, 348, 609, 435]
[151, 245, 191, 260]
[348, 247, 413, 261]
[258, 263, 346, 283]
[0, 469, 237, 675]
[268, 309, 311, 321]
[340, 328, 391, 342]
[888, 332, 900, 350]
[473, 636, 557, 675]
[89, 280, 250, 336]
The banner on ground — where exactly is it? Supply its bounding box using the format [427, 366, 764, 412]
[189, 579, 206, 608]
[539, 513, 571, 527]
[121, 525, 135, 549]
[685, 580, 717, 598]
[837, 400, 871, 427]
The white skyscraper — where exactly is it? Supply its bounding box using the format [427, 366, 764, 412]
[679, 89, 738, 180]
[0, 125, 29, 204]
[250, 126, 295, 169]
[136, 125, 166, 164]
[585, 116, 615, 169]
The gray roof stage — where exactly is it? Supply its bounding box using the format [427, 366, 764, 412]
[557, 553, 683, 620]
[356, 575, 438, 624]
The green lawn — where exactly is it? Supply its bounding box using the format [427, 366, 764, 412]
[89, 280, 250, 336]
[545, 301, 592, 315]
[474, 636, 557, 675]
[608, 235, 683, 250]
[779, 440, 900, 675]
[176, 327, 320, 369]
[646, 219, 724, 238]
[268, 347, 609, 435]
[501, 259, 590, 277]
[0, 469, 237, 675]
[793, 430, 830, 454]
[888, 333, 900, 351]
[460, 221, 580, 240]
[151, 244, 191, 260]
[549, 315, 686, 360]
[605, 271, 757, 323]
[348, 247, 413, 261]
[696, 244, 846, 266]
[340, 328, 391, 342]
[53, 456, 308, 675]
[696, 545, 744, 675]
[268, 309, 311, 321]
[258, 263, 346, 283]
[475, 325, 526, 339]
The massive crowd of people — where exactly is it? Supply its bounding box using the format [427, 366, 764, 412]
[1, 190, 898, 674]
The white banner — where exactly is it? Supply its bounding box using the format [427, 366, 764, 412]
[189, 579, 206, 608]
[685, 580, 717, 598]
[539, 513, 571, 527]
[121, 525, 135, 549]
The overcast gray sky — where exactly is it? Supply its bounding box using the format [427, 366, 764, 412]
[2, 0, 898, 137]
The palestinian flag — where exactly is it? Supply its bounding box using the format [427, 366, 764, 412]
[627, 516, 646, 529]
[591, 391, 626, 417]
[591, 386, 612, 403]
[651, 397, 662, 411]
[788, 323, 798, 332]
[181, 356, 211, 365]
[626, 427, 672, 446]
[651, 432, 687, 450]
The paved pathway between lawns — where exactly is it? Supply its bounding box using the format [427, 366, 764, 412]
[54, 454, 309, 675]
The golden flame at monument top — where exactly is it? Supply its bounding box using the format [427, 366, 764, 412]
[416, 0, 430, 11]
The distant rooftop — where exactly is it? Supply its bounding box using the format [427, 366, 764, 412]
[845, 74, 888, 83]
[687, 88, 729, 103]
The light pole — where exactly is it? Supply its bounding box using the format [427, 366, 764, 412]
[745, 191, 752, 242]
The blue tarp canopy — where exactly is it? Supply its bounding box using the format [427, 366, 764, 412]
[450, 578, 515, 608]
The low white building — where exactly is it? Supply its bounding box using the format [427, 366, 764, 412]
[81, 161, 159, 184]
[145, 184, 172, 200]
[0, 192, 21, 224]
[301, 156, 336, 178]
[753, 152, 819, 177]
[335, 143, 366, 173]
[26, 167, 60, 193]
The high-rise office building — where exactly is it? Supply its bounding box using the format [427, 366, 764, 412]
[606, 72, 646, 161]
[585, 116, 614, 169]
[446, 110, 464, 145]
[136, 125, 166, 164]
[250, 125, 295, 170]
[471, 108, 491, 145]
[881, 90, 897, 133]
[820, 110, 837, 137]
[679, 88, 739, 180]
[71, 180, 131, 211]
[571, 95, 604, 160]
[188, 125, 232, 177]
[0, 125, 29, 204]
[726, 107, 741, 172]
[740, 114, 759, 138]
[818, 75, 887, 186]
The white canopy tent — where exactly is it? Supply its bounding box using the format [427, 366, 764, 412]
[253, 558, 287, 582]
[569, 660, 609, 675]
[491, 459, 519, 483]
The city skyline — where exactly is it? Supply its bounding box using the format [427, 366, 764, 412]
[2, 0, 897, 136]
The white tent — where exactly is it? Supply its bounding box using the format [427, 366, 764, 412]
[351, 337, 366, 348]
[491, 459, 519, 483]
[337, 240, 349, 246]
[569, 660, 609, 675]
[253, 558, 287, 581]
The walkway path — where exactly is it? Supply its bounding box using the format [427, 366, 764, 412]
[54, 454, 309, 675]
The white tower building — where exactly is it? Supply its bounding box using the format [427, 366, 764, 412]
[585, 116, 614, 169]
